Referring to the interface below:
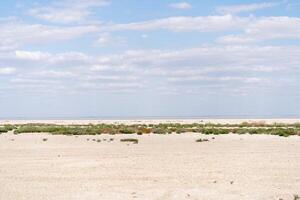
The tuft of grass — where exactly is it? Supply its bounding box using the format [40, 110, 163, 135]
[294, 195, 300, 200]
[42, 138, 48, 142]
[120, 138, 139, 144]
[196, 138, 209, 143]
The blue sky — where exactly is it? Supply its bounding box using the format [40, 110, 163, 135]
[0, 0, 300, 119]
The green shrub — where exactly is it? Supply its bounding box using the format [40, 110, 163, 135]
[0, 127, 7, 133]
[0, 125, 16, 133]
[152, 128, 167, 134]
[119, 128, 135, 134]
[239, 122, 250, 128]
[294, 123, 300, 128]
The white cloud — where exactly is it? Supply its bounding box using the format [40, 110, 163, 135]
[28, 0, 110, 24]
[51, 52, 90, 63]
[97, 34, 112, 46]
[2, 12, 300, 96]
[3, 44, 300, 95]
[29, 8, 90, 24]
[218, 16, 300, 43]
[83, 75, 139, 81]
[0, 67, 16, 75]
[96, 33, 125, 46]
[109, 15, 249, 32]
[0, 19, 99, 51]
[10, 78, 59, 85]
[167, 76, 268, 85]
[80, 82, 145, 93]
[31, 70, 76, 78]
[15, 51, 50, 61]
[216, 2, 279, 14]
[14, 50, 91, 65]
[169, 2, 192, 10]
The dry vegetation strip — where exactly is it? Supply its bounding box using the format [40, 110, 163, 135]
[0, 122, 300, 137]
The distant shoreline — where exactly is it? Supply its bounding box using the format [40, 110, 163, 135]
[1, 115, 300, 121]
[1, 118, 300, 125]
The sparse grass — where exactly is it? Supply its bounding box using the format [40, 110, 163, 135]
[202, 128, 230, 135]
[6, 123, 300, 137]
[120, 138, 139, 144]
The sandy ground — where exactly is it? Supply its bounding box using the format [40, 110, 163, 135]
[1, 118, 300, 125]
[0, 133, 300, 200]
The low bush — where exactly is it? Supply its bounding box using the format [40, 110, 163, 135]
[0, 125, 15, 133]
[152, 128, 167, 134]
[119, 128, 135, 134]
[120, 138, 139, 144]
[138, 127, 151, 134]
[196, 138, 209, 142]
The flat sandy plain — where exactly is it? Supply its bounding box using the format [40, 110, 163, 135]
[0, 120, 300, 200]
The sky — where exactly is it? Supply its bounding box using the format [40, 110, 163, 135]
[1, 0, 300, 119]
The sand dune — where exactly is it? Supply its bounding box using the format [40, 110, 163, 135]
[0, 132, 299, 200]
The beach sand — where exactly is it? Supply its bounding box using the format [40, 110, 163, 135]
[0, 132, 299, 200]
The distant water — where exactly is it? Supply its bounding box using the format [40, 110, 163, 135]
[1, 115, 300, 120]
